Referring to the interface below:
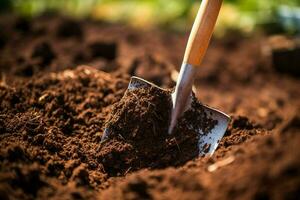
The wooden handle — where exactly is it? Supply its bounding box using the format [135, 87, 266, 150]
[183, 0, 222, 66]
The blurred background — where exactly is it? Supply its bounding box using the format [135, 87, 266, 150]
[1, 0, 300, 36]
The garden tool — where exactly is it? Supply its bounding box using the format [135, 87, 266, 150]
[102, 0, 230, 156]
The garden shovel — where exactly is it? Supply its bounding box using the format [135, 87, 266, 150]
[102, 0, 230, 156]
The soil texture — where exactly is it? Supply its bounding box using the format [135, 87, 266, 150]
[0, 15, 299, 200]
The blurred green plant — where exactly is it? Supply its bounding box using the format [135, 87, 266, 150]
[91, 0, 192, 28]
[5, 0, 300, 35]
[219, 0, 300, 35]
[11, 0, 97, 17]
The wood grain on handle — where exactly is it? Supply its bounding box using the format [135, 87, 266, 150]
[183, 0, 222, 66]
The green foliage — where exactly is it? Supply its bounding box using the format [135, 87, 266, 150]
[11, 0, 97, 17]
[5, 0, 300, 34]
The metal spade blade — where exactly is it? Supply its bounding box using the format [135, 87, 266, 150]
[102, 76, 230, 156]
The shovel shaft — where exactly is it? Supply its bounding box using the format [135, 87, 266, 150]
[169, 0, 223, 134]
[183, 0, 222, 66]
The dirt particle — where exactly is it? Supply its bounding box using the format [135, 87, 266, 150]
[71, 164, 90, 187]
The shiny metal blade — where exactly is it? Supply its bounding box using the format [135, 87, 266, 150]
[101, 76, 230, 156]
[197, 105, 230, 156]
[128, 76, 163, 91]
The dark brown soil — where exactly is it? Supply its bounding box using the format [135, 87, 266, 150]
[101, 85, 217, 176]
[0, 15, 299, 200]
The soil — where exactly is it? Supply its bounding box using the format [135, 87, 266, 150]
[0, 14, 299, 200]
[102, 85, 217, 175]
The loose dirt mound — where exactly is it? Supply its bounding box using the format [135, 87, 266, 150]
[101, 85, 218, 175]
[0, 15, 299, 200]
[100, 132, 300, 200]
